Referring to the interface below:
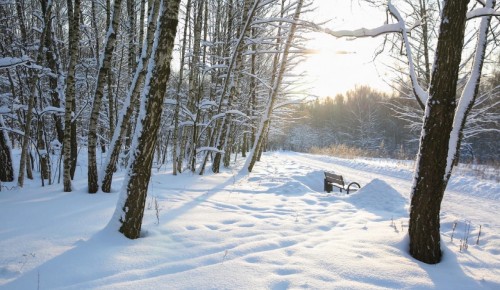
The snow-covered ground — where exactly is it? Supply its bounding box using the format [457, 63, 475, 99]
[1, 151, 499, 289]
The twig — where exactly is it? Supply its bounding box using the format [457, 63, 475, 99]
[476, 224, 482, 245]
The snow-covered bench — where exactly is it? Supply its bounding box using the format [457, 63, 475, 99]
[323, 171, 360, 194]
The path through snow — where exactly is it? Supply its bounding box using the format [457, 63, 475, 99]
[0, 151, 498, 289]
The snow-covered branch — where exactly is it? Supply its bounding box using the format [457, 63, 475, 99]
[387, 2, 428, 108]
[314, 22, 403, 38]
[445, 0, 496, 180]
[467, 7, 500, 20]
[304, 1, 428, 108]
[0, 56, 31, 69]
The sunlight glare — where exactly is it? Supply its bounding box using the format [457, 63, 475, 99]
[301, 0, 394, 98]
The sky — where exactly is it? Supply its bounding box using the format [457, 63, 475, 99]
[301, 0, 395, 98]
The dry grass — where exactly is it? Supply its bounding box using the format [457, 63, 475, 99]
[456, 161, 500, 183]
[309, 145, 499, 182]
[309, 145, 387, 159]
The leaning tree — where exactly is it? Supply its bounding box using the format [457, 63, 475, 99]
[110, 0, 181, 239]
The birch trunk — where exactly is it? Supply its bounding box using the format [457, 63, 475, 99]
[171, 0, 191, 175]
[203, 0, 260, 173]
[18, 1, 54, 187]
[45, 5, 65, 144]
[127, 0, 137, 73]
[0, 116, 14, 182]
[246, 0, 302, 172]
[87, 0, 123, 193]
[115, 0, 181, 239]
[63, 0, 81, 192]
[101, 0, 161, 193]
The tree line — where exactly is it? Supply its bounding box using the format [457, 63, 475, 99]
[272, 81, 499, 163]
[0, 0, 311, 189]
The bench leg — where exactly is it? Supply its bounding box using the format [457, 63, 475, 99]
[324, 179, 332, 193]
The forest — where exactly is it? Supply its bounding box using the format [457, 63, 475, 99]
[0, 0, 314, 188]
[272, 82, 499, 163]
[0, 0, 499, 272]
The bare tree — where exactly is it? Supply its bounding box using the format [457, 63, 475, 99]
[246, 0, 304, 172]
[100, 0, 161, 193]
[112, 0, 181, 239]
[63, 0, 81, 192]
[309, 0, 497, 264]
[87, 0, 123, 193]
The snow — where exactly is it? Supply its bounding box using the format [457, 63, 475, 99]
[0, 56, 31, 69]
[467, 7, 500, 19]
[1, 151, 499, 289]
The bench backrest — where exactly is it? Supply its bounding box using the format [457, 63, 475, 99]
[324, 172, 344, 186]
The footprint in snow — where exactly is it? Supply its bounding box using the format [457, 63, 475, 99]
[221, 219, 238, 225]
[238, 223, 255, 228]
[301, 198, 317, 205]
[240, 204, 269, 211]
[318, 225, 330, 231]
[270, 280, 290, 290]
[245, 256, 261, 263]
[275, 268, 301, 276]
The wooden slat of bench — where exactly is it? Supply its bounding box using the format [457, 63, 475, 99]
[324, 172, 344, 186]
[324, 171, 360, 194]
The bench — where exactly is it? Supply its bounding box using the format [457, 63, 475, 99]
[324, 171, 360, 194]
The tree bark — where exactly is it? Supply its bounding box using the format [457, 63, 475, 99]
[116, 0, 180, 239]
[409, 0, 469, 264]
[18, 1, 54, 187]
[63, 0, 81, 192]
[45, 4, 65, 144]
[0, 116, 14, 182]
[127, 0, 137, 73]
[171, 0, 192, 176]
[101, 0, 161, 193]
[87, 0, 123, 193]
[445, 0, 495, 182]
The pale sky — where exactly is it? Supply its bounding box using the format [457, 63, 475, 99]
[300, 0, 395, 98]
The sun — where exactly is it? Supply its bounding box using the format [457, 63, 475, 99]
[298, 0, 394, 98]
[300, 33, 392, 98]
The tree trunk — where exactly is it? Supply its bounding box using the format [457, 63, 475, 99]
[409, 0, 469, 264]
[45, 5, 65, 144]
[0, 116, 14, 182]
[70, 107, 77, 179]
[127, 0, 137, 73]
[37, 114, 50, 180]
[17, 86, 35, 187]
[17, 1, 54, 187]
[171, 0, 192, 176]
[63, 0, 81, 192]
[87, 0, 123, 193]
[139, 0, 146, 47]
[247, 0, 302, 172]
[101, 0, 161, 193]
[116, 0, 180, 239]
